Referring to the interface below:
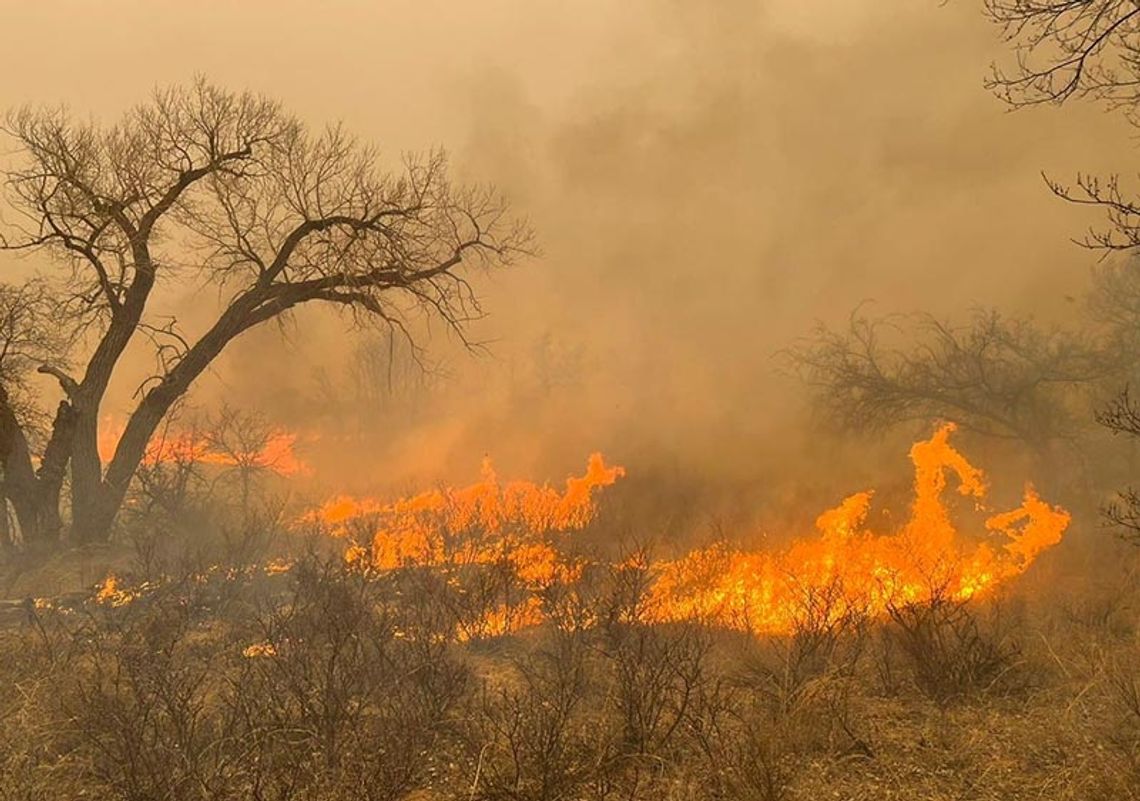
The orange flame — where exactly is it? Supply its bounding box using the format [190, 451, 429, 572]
[93, 574, 141, 607]
[308, 426, 1067, 639]
[88, 426, 1067, 642]
[308, 452, 625, 578]
[641, 423, 1069, 633]
[97, 417, 309, 477]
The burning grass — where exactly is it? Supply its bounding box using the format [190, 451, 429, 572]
[2, 423, 1127, 801]
[642, 424, 1069, 633]
[308, 452, 625, 576]
[2, 547, 1137, 801]
[294, 424, 1069, 639]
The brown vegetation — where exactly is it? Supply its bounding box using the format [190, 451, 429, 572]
[1, 2, 1140, 799]
[0, 538, 1136, 800]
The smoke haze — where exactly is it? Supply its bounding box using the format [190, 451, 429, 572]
[0, 0, 1131, 507]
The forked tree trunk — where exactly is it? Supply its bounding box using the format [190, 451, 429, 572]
[0, 298, 249, 546]
[70, 487, 114, 545]
[0, 81, 518, 549]
[76, 314, 241, 543]
[0, 389, 67, 545]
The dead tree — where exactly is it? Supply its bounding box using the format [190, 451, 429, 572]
[986, 0, 1140, 252]
[0, 281, 72, 543]
[0, 79, 530, 545]
[786, 307, 1109, 453]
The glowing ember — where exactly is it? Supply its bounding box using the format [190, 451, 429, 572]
[263, 558, 295, 575]
[242, 642, 278, 658]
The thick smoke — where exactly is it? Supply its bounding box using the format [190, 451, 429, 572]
[0, 0, 1132, 520]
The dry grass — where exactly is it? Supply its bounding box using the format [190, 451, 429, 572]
[0, 544, 1136, 801]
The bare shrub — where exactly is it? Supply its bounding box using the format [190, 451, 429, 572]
[464, 631, 614, 801]
[23, 556, 470, 801]
[540, 562, 610, 635]
[673, 681, 794, 801]
[738, 580, 867, 710]
[1054, 564, 1139, 640]
[231, 557, 469, 801]
[716, 718, 794, 801]
[605, 622, 711, 752]
[0, 617, 88, 801]
[1104, 649, 1140, 775]
[712, 581, 872, 761]
[881, 594, 1022, 705]
[61, 586, 249, 801]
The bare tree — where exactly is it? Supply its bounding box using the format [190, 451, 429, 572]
[986, 0, 1140, 108]
[986, 0, 1140, 533]
[201, 405, 282, 517]
[344, 330, 438, 434]
[986, 1, 1140, 252]
[0, 80, 530, 545]
[1086, 265, 1140, 524]
[786, 307, 1109, 452]
[0, 281, 74, 544]
[1096, 386, 1140, 543]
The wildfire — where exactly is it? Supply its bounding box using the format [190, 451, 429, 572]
[86, 426, 1069, 642]
[641, 424, 1069, 633]
[307, 452, 625, 578]
[97, 417, 309, 477]
[307, 425, 1068, 638]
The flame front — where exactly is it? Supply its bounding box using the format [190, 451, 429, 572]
[641, 423, 1069, 633]
[308, 452, 625, 580]
[97, 417, 309, 477]
[307, 425, 1067, 638]
[96, 425, 1069, 639]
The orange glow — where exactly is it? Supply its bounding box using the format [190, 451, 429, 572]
[461, 596, 547, 641]
[640, 423, 1069, 633]
[87, 426, 1068, 642]
[307, 452, 625, 579]
[97, 417, 309, 477]
[242, 642, 278, 658]
[307, 426, 1068, 639]
[93, 574, 139, 607]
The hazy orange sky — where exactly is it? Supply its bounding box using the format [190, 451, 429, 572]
[0, 0, 1132, 490]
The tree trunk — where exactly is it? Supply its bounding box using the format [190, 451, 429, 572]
[69, 403, 105, 544]
[73, 491, 119, 546]
[0, 389, 70, 545]
[11, 286, 273, 545]
[60, 248, 158, 543]
[85, 303, 251, 542]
